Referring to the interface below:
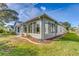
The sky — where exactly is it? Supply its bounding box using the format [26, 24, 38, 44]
[6, 3, 79, 27]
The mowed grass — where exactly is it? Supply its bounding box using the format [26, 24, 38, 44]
[0, 33, 79, 56]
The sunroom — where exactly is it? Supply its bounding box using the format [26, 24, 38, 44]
[23, 14, 58, 40]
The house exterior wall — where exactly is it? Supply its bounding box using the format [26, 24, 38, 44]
[40, 17, 67, 40]
[56, 25, 66, 36]
[26, 17, 58, 40]
[15, 14, 67, 40]
[28, 33, 41, 39]
[43, 18, 57, 39]
[25, 20, 42, 39]
[23, 16, 67, 40]
[15, 25, 24, 35]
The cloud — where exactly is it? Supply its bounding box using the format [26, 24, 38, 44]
[19, 7, 43, 22]
[6, 3, 79, 27]
[7, 3, 42, 22]
[40, 6, 46, 11]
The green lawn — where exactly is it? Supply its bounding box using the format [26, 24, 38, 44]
[0, 33, 79, 56]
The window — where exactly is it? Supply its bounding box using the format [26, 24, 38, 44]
[60, 27, 62, 32]
[33, 22, 36, 33]
[48, 23, 54, 33]
[48, 23, 51, 33]
[51, 24, 54, 33]
[33, 22, 40, 34]
[24, 25, 27, 33]
[17, 27, 20, 33]
[28, 25, 30, 33]
[55, 25, 58, 33]
[36, 24, 40, 34]
[50, 23, 52, 33]
[27, 22, 40, 34]
[45, 23, 48, 34]
[30, 23, 32, 33]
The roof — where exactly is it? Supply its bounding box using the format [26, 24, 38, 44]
[23, 13, 66, 28]
[24, 13, 59, 24]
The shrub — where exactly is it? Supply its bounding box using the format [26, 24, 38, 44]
[0, 29, 5, 33]
[0, 29, 16, 36]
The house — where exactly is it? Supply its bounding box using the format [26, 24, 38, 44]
[73, 27, 79, 34]
[15, 13, 67, 40]
[14, 21, 24, 35]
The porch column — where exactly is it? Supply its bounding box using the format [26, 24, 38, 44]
[40, 19, 45, 40]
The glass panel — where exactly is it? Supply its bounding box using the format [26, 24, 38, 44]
[33, 22, 36, 33]
[24, 25, 27, 33]
[17, 27, 20, 33]
[36, 24, 40, 34]
[28, 25, 30, 33]
[45, 23, 48, 34]
[30, 23, 32, 33]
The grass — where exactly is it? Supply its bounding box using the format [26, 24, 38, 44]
[39, 33, 79, 56]
[0, 33, 79, 56]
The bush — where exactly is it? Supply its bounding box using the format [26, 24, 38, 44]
[0, 29, 5, 33]
[0, 29, 16, 36]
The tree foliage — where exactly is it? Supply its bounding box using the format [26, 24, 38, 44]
[0, 3, 18, 23]
[62, 22, 71, 31]
[0, 3, 18, 34]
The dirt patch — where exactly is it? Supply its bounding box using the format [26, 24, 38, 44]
[8, 34, 64, 45]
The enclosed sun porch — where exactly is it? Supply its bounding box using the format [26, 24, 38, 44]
[23, 14, 59, 40]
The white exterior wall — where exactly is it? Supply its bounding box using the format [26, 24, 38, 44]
[56, 25, 61, 35]
[26, 20, 66, 40]
[56, 25, 66, 36]
[25, 18, 56, 40]
[26, 20, 41, 39]
[40, 19, 45, 40]
[28, 33, 41, 39]
[43, 18, 56, 39]
[17, 15, 67, 40]
[42, 18, 66, 39]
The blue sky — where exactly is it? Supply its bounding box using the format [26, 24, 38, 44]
[7, 3, 79, 27]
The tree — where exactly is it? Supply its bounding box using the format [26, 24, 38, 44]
[0, 3, 18, 33]
[0, 9, 18, 22]
[62, 22, 71, 31]
[0, 3, 8, 10]
[0, 3, 18, 23]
